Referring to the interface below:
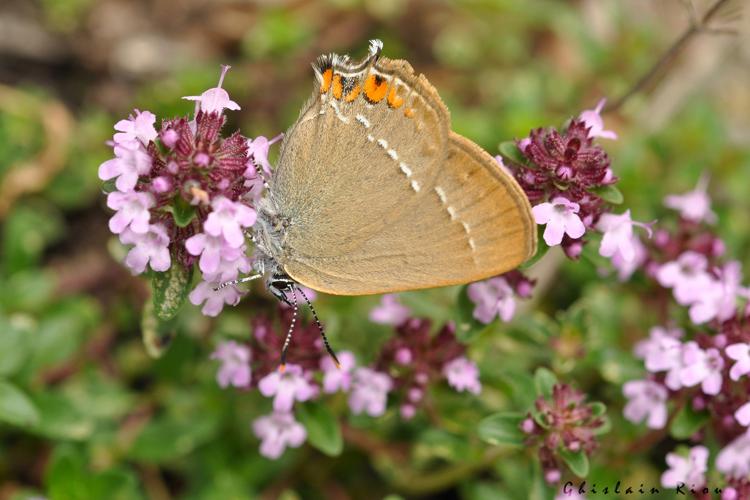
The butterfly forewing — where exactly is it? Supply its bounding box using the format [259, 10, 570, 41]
[270, 51, 536, 295]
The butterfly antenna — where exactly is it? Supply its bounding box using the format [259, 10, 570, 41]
[296, 286, 341, 369]
[214, 273, 262, 291]
[279, 287, 298, 373]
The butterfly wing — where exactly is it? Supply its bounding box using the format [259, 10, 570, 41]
[270, 53, 536, 295]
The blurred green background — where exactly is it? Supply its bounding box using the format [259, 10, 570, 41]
[1, 0, 749, 498]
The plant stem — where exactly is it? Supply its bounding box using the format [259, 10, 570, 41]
[605, 0, 733, 113]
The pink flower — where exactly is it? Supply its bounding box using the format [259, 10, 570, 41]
[656, 251, 713, 305]
[211, 340, 251, 388]
[394, 347, 412, 365]
[688, 261, 746, 324]
[735, 401, 750, 427]
[189, 280, 243, 317]
[610, 235, 647, 281]
[98, 144, 153, 192]
[467, 276, 516, 324]
[661, 446, 709, 488]
[716, 430, 750, 478]
[119, 223, 171, 274]
[185, 233, 244, 276]
[664, 175, 716, 224]
[622, 380, 668, 429]
[678, 343, 724, 395]
[106, 191, 154, 235]
[579, 98, 617, 140]
[596, 210, 652, 263]
[258, 364, 316, 412]
[726, 343, 750, 381]
[204, 196, 256, 248]
[252, 412, 306, 459]
[113, 110, 158, 147]
[532, 197, 586, 246]
[246, 134, 282, 177]
[348, 368, 392, 417]
[634, 326, 683, 373]
[369, 294, 411, 325]
[443, 356, 482, 394]
[183, 65, 240, 115]
[320, 351, 356, 393]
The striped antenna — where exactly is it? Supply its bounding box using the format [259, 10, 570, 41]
[296, 286, 341, 369]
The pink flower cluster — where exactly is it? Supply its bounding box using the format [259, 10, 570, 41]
[617, 178, 750, 493]
[505, 99, 634, 260]
[467, 270, 535, 324]
[210, 295, 486, 459]
[99, 65, 280, 317]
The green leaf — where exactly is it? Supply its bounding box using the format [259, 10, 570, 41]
[0, 316, 30, 377]
[32, 392, 95, 441]
[477, 412, 525, 446]
[498, 141, 527, 165]
[166, 196, 197, 228]
[297, 401, 343, 456]
[559, 448, 589, 477]
[533, 367, 557, 398]
[588, 184, 624, 204]
[140, 300, 177, 358]
[0, 380, 40, 427]
[150, 261, 193, 321]
[588, 401, 607, 417]
[670, 404, 710, 440]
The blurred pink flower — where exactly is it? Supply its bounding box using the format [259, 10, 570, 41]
[579, 98, 617, 140]
[113, 110, 158, 147]
[211, 340, 251, 388]
[183, 65, 240, 115]
[664, 175, 716, 224]
[348, 368, 392, 417]
[258, 364, 316, 412]
[320, 351, 356, 393]
[98, 144, 153, 192]
[467, 276, 516, 324]
[656, 251, 713, 306]
[726, 343, 750, 381]
[106, 191, 154, 234]
[688, 261, 747, 325]
[189, 280, 243, 317]
[597, 210, 651, 262]
[716, 430, 750, 478]
[119, 223, 171, 274]
[735, 401, 750, 427]
[678, 343, 724, 395]
[204, 196, 256, 248]
[634, 326, 683, 373]
[661, 446, 708, 488]
[252, 412, 306, 459]
[622, 379, 668, 429]
[532, 197, 585, 246]
[400, 404, 416, 420]
[443, 356, 481, 394]
[369, 294, 411, 325]
[610, 234, 647, 281]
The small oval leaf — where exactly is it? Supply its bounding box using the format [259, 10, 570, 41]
[533, 367, 558, 399]
[141, 301, 177, 358]
[151, 262, 193, 321]
[478, 412, 526, 446]
[589, 184, 624, 204]
[559, 448, 589, 477]
[0, 381, 40, 427]
[297, 401, 343, 456]
[670, 404, 709, 440]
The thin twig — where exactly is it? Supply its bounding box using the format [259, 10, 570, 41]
[605, 0, 735, 113]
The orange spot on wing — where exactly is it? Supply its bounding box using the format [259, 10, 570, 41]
[387, 86, 404, 109]
[404, 107, 416, 118]
[320, 68, 333, 93]
[332, 74, 343, 99]
[344, 84, 361, 102]
[364, 74, 388, 103]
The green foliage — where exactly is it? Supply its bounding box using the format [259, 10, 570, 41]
[297, 401, 344, 456]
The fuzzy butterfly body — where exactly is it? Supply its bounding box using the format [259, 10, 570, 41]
[252, 40, 536, 299]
